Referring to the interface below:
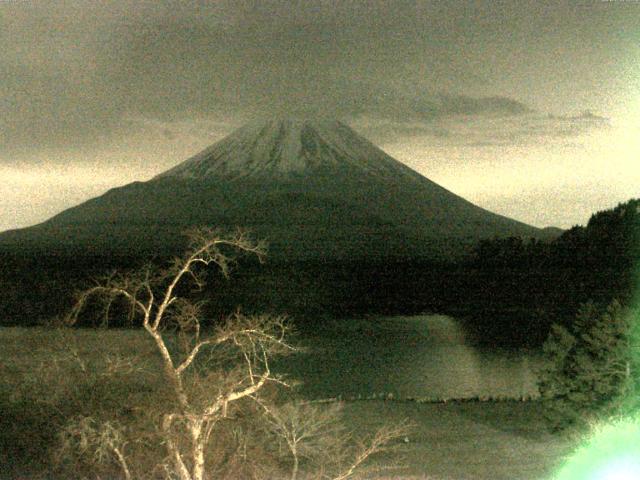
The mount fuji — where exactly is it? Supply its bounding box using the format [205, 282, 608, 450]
[1, 118, 553, 260]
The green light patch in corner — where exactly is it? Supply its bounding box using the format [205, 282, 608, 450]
[554, 416, 640, 479]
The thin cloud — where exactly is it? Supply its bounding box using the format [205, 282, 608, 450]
[354, 109, 611, 151]
[1, 0, 633, 158]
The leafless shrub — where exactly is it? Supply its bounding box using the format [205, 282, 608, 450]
[57, 416, 132, 480]
[260, 400, 412, 480]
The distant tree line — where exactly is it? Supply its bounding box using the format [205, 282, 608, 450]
[1, 199, 638, 351]
[458, 198, 639, 347]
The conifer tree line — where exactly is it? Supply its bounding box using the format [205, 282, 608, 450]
[462, 198, 640, 347]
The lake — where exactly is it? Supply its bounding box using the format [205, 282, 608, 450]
[278, 315, 543, 400]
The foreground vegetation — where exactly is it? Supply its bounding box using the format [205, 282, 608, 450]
[538, 299, 640, 432]
[1, 326, 576, 480]
[2, 198, 637, 478]
[2, 282, 633, 478]
[2, 229, 412, 480]
[2, 327, 407, 480]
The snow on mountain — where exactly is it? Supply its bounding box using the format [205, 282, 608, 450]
[155, 117, 423, 182]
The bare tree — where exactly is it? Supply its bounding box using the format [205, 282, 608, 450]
[67, 228, 293, 480]
[65, 227, 411, 480]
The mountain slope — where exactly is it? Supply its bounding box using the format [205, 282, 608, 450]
[0, 118, 554, 260]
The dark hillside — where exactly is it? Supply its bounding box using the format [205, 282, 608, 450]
[458, 199, 640, 347]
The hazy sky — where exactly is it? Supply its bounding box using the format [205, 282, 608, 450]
[1, 0, 639, 231]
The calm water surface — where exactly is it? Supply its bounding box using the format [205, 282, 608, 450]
[278, 315, 542, 400]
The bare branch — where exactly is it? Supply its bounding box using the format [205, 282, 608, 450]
[331, 421, 413, 480]
[175, 338, 215, 376]
[162, 414, 191, 480]
[59, 417, 133, 480]
[66, 285, 149, 327]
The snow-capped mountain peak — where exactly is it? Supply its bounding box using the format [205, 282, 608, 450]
[155, 117, 420, 181]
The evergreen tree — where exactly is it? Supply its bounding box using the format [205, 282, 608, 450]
[539, 300, 640, 430]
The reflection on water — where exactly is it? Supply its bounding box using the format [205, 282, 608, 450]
[280, 315, 542, 400]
